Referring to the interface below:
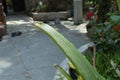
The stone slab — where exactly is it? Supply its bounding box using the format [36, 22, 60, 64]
[0, 75, 26, 80]
[31, 11, 71, 21]
[0, 56, 25, 76]
[29, 67, 55, 80]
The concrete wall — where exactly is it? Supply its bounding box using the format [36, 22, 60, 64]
[31, 11, 71, 21]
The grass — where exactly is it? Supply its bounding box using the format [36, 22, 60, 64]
[85, 49, 120, 80]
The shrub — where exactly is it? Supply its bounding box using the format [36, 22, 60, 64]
[92, 15, 120, 53]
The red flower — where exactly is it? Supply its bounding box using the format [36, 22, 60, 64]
[113, 26, 120, 31]
[86, 11, 94, 20]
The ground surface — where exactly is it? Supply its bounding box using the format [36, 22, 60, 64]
[0, 13, 90, 80]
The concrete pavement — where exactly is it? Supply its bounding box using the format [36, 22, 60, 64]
[0, 14, 90, 80]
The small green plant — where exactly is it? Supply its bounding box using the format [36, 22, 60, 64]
[36, 1, 46, 12]
[31, 1, 47, 12]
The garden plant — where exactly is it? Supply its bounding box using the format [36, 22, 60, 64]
[35, 22, 106, 80]
[34, 0, 120, 80]
[86, 0, 120, 79]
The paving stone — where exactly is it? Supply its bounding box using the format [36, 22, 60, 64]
[21, 37, 65, 69]
[0, 14, 91, 80]
[0, 56, 25, 76]
[29, 67, 55, 80]
[0, 75, 26, 80]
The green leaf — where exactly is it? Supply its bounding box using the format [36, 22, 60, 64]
[117, 0, 120, 12]
[55, 65, 72, 80]
[110, 15, 120, 26]
[35, 22, 106, 80]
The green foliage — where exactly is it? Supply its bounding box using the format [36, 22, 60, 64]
[86, 2, 120, 78]
[86, 0, 120, 53]
[31, 1, 46, 12]
[96, 0, 111, 22]
[86, 0, 119, 22]
[35, 22, 106, 80]
[90, 15, 120, 53]
[86, 50, 120, 79]
[36, 1, 46, 12]
[117, 0, 120, 12]
[55, 65, 72, 80]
